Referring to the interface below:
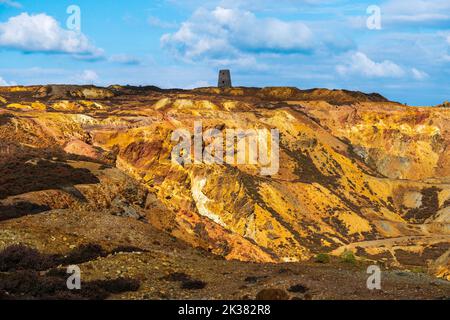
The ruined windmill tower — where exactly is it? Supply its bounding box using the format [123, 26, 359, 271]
[218, 70, 232, 88]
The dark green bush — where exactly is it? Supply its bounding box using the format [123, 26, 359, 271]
[340, 250, 357, 264]
[315, 253, 330, 264]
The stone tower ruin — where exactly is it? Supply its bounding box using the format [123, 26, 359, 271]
[218, 70, 232, 88]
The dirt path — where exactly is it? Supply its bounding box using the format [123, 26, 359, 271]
[331, 235, 450, 256]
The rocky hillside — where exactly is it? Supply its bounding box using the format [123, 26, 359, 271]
[0, 85, 448, 299]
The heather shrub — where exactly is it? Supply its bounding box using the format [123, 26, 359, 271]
[340, 250, 357, 264]
[0, 245, 54, 272]
[315, 253, 331, 264]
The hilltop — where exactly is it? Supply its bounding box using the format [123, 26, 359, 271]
[0, 85, 448, 299]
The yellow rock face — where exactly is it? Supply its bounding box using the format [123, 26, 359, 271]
[5, 102, 46, 111]
[52, 100, 85, 112]
[0, 86, 448, 270]
[7, 103, 33, 110]
[31, 102, 47, 111]
[300, 103, 450, 181]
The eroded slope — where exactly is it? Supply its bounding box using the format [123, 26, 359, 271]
[0, 85, 448, 284]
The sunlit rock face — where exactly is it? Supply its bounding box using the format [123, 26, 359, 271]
[0, 85, 448, 280]
[299, 102, 450, 181]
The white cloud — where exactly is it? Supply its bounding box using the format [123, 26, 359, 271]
[337, 52, 405, 78]
[76, 70, 99, 84]
[383, 0, 450, 25]
[0, 0, 22, 8]
[0, 13, 103, 56]
[161, 6, 314, 64]
[148, 16, 178, 29]
[387, 14, 449, 23]
[0, 77, 8, 86]
[350, 0, 450, 28]
[0, 76, 15, 86]
[108, 54, 141, 65]
[185, 80, 212, 89]
[411, 68, 428, 80]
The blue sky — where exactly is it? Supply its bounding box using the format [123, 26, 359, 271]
[0, 0, 449, 105]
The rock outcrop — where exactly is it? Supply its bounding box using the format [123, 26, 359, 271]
[0, 85, 448, 284]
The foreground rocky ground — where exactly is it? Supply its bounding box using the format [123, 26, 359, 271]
[0, 85, 448, 299]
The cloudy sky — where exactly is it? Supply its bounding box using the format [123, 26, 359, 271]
[0, 0, 449, 105]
